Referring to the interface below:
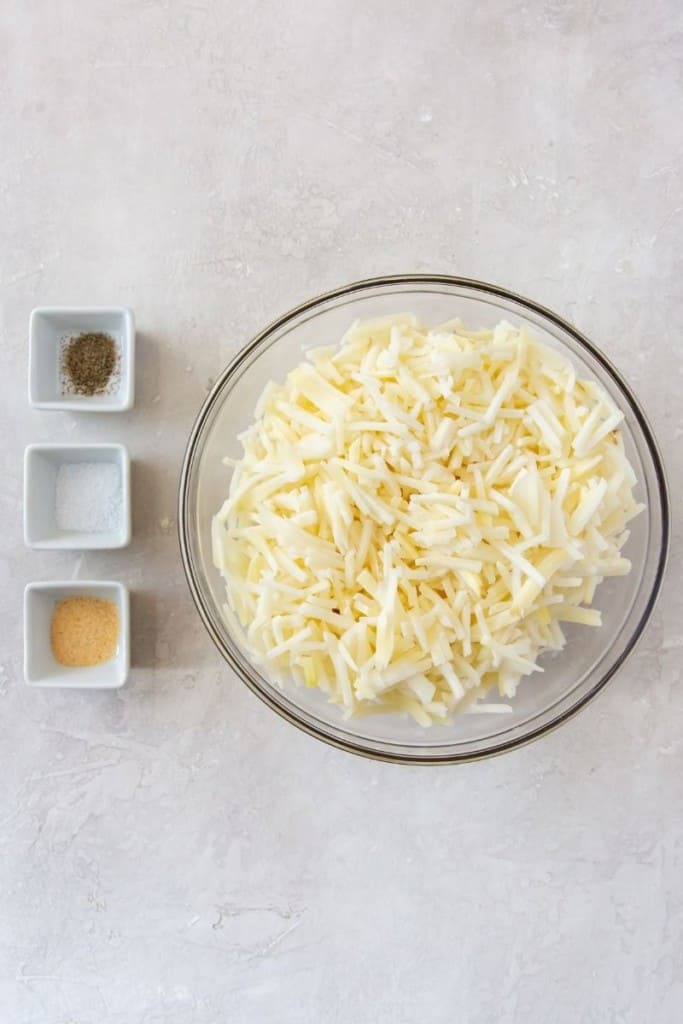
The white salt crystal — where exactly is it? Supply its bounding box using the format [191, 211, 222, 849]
[55, 462, 122, 533]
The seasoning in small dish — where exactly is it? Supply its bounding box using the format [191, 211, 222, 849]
[50, 596, 119, 667]
[55, 461, 122, 533]
[60, 331, 120, 396]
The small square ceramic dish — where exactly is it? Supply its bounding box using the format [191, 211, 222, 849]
[24, 580, 129, 688]
[28, 306, 135, 411]
[24, 443, 131, 549]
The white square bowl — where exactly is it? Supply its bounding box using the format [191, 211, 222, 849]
[29, 306, 135, 411]
[24, 581, 130, 688]
[24, 443, 131, 549]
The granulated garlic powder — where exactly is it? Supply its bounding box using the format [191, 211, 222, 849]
[50, 597, 119, 667]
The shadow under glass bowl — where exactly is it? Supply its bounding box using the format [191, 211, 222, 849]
[178, 275, 669, 765]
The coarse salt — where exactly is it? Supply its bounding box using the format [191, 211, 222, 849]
[56, 462, 122, 533]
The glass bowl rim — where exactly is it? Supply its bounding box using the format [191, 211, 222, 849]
[178, 273, 670, 765]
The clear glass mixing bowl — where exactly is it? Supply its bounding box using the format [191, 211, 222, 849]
[178, 275, 669, 764]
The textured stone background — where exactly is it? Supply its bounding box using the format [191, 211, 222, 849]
[1, 1, 681, 1021]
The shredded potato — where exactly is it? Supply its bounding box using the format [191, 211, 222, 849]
[212, 316, 643, 725]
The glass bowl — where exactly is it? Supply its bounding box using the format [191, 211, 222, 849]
[178, 275, 669, 764]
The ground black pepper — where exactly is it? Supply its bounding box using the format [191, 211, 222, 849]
[60, 332, 119, 396]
